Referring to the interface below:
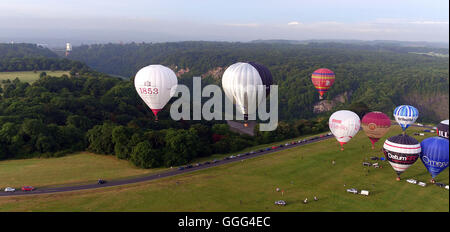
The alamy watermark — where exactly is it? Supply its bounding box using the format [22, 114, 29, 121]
[169, 77, 278, 131]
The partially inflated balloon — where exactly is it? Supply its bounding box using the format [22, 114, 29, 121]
[311, 68, 335, 99]
[361, 112, 391, 149]
[222, 62, 273, 126]
[437, 120, 449, 139]
[420, 137, 449, 181]
[383, 134, 421, 180]
[393, 105, 419, 131]
[134, 65, 178, 120]
[329, 110, 361, 151]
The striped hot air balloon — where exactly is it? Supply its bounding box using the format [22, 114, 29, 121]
[361, 112, 391, 149]
[393, 105, 419, 131]
[222, 62, 273, 127]
[437, 119, 449, 139]
[311, 68, 335, 99]
[383, 134, 421, 181]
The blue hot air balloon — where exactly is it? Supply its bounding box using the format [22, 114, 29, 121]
[419, 137, 449, 182]
[393, 105, 419, 131]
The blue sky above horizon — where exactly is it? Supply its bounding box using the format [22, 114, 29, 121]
[1, 0, 448, 44]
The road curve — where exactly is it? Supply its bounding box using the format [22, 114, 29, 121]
[0, 124, 433, 197]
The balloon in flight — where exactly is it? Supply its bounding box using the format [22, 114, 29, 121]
[361, 111, 391, 149]
[222, 62, 273, 127]
[311, 68, 335, 99]
[437, 119, 449, 139]
[393, 105, 419, 131]
[382, 134, 421, 181]
[329, 110, 361, 151]
[419, 137, 449, 182]
[134, 64, 178, 120]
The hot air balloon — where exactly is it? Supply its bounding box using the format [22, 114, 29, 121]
[382, 134, 421, 181]
[393, 105, 419, 131]
[420, 137, 449, 183]
[329, 110, 361, 151]
[361, 112, 391, 149]
[311, 68, 335, 99]
[437, 119, 449, 139]
[134, 64, 178, 121]
[222, 62, 273, 127]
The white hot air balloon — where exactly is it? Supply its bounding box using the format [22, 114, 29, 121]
[134, 64, 178, 120]
[329, 110, 361, 151]
[222, 62, 273, 127]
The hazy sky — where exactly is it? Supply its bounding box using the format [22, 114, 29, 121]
[1, 0, 448, 45]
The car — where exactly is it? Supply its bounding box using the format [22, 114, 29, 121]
[298, 140, 302, 143]
[249, 151, 255, 154]
[271, 146, 278, 149]
[285, 143, 290, 146]
[406, 179, 417, 184]
[417, 123, 423, 126]
[4, 187, 15, 192]
[279, 144, 284, 147]
[445, 185, 449, 190]
[244, 152, 250, 155]
[98, 179, 106, 184]
[346, 188, 358, 194]
[204, 161, 211, 165]
[265, 148, 271, 151]
[327, 132, 333, 136]
[186, 165, 193, 169]
[213, 159, 219, 163]
[302, 139, 307, 142]
[370, 157, 379, 161]
[362, 162, 371, 167]
[224, 157, 230, 160]
[360, 190, 369, 196]
[21, 186, 35, 191]
[291, 141, 296, 145]
[178, 166, 185, 170]
[320, 135, 324, 138]
[274, 200, 286, 206]
[417, 182, 427, 187]
[230, 155, 236, 159]
[259, 149, 265, 152]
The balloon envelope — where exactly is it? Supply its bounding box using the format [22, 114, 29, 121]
[420, 137, 449, 178]
[437, 119, 449, 139]
[311, 68, 335, 99]
[383, 134, 421, 177]
[393, 105, 419, 131]
[361, 112, 391, 148]
[222, 62, 273, 119]
[134, 64, 178, 120]
[329, 110, 361, 150]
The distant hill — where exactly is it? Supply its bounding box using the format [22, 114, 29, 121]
[0, 43, 58, 59]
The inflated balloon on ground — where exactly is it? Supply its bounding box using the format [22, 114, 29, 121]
[361, 111, 391, 149]
[382, 134, 421, 181]
[329, 110, 360, 151]
[393, 105, 419, 131]
[419, 137, 449, 183]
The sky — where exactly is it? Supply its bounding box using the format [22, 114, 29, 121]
[0, 0, 448, 46]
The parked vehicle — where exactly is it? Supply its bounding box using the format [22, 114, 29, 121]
[98, 179, 107, 184]
[204, 161, 211, 165]
[178, 166, 185, 170]
[406, 179, 417, 184]
[418, 182, 427, 187]
[265, 148, 271, 151]
[21, 186, 35, 191]
[435, 183, 446, 188]
[362, 162, 371, 167]
[186, 165, 193, 169]
[274, 200, 286, 206]
[346, 188, 358, 194]
[271, 146, 278, 149]
[213, 159, 219, 163]
[4, 187, 15, 192]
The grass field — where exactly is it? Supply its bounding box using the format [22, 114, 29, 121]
[0, 126, 447, 212]
[0, 70, 69, 83]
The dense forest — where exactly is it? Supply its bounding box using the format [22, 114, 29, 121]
[67, 41, 449, 122]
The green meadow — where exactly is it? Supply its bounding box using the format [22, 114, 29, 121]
[0, 70, 69, 83]
[0, 126, 447, 212]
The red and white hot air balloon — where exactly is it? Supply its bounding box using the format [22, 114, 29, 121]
[329, 110, 361, 151]
[134, 64, 178, 120]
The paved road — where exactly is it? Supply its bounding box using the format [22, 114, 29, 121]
[0, 124, 433, 197]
